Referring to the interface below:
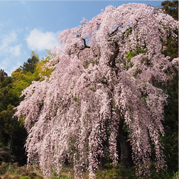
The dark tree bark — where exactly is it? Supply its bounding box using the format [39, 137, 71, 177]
[118, 115, 132, 167]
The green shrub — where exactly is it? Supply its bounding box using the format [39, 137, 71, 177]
[13, 176, 20, 179]
[0, 162, 8, 174]
[172, 171, 178, 179]
[52, 172, 72, 179]
[19, 176, 31, 179]
[95, 164, 138, 179]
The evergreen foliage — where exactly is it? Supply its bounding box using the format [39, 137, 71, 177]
[161, 0, 178, 20]
[0, 51, 54, 166]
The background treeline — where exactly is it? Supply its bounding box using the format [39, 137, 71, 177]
[0, 51, 54, 166]
[160, 0, 178, 175]
[0, 0, 178, 178]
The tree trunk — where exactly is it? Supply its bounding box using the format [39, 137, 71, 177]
[118, 116, 131, 167]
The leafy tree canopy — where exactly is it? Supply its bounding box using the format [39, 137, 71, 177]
[0, 70, 8, 83]
[161, 0, 178, 20]
[0, 50, 54, 165]
[21, 51, 39, 74]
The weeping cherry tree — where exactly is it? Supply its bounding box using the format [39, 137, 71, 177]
[15, 3, 178, 178]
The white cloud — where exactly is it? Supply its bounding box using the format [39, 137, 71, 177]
[10, 45, 21, 56]
[26, 29, 58, 51]
[0, 32, 17, 49]
[0, 31, 21, 57]
[0, 58, 22, 76]
[0, 31, 23, 75]
[0, 58, 11, 74]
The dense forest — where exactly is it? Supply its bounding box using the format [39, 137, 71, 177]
[0, 1, 178, 179]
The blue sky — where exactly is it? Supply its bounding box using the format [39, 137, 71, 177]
[0, 0, 162, 75]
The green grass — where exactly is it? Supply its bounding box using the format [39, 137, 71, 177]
[0, 162, 178, 179]
[0, 162, 44, 179]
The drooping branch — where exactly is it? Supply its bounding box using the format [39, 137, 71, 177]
[76, 38, 91, 58]
[108, 42, 119, 68]
[108, 26, 119, 37]
[80, 38, 90, 50]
